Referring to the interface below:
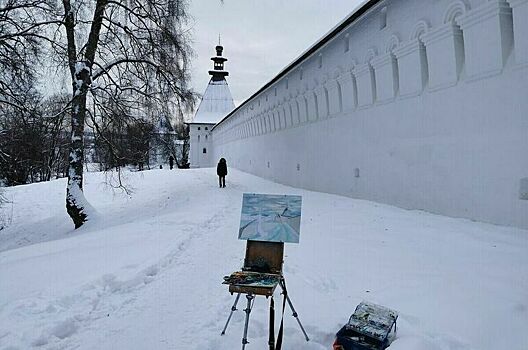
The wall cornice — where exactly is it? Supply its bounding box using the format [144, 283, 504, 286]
[354, 63, 373, 76]
[507, 0, 528, 7]
[371, 53, 395, 68]
[325, 79, 339, 91]
[393, 39, 422, 59]
[336, 72, 354, 85]
[422, 23, 462, 46]
[458, 0, 511, 30]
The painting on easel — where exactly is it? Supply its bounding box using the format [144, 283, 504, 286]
[238, 193, 302, 243]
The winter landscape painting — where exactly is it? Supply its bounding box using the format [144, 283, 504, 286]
[238, 193, 302, 243]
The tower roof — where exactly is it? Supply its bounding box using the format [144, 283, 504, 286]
[192, 44, 235, 124]
[192, 79, 235, 124]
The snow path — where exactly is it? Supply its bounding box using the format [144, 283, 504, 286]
[1, 168, 527, 350]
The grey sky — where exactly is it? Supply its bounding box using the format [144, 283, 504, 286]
[188, 0, 364, 114]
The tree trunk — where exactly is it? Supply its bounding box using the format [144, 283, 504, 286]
[66, 64, 92, 228]
[63, 0, 107, 229]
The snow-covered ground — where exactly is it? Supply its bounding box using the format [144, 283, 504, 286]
[0, 168, 527, 350]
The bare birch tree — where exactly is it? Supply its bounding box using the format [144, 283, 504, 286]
[1, 0, 195, 228]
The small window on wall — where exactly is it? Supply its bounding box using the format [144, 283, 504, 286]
[205, 127, 208, 130]
[318, 54, 323, 68]
[198, 127, 201, 130]
[205, 134, 208, 140]
[198, 135, 200, 142]
[380, 7, 387, 30]
[203, 148, 207, 154]
[344, 34, 350, 52]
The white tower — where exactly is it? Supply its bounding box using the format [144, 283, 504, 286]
[189, 43, 235, 168]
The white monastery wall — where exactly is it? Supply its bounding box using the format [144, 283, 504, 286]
[212, 0, 528, 229]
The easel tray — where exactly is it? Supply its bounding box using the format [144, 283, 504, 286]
[223, 271, 281, 296]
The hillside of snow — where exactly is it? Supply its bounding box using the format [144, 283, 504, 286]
[1, 168, 527, 350]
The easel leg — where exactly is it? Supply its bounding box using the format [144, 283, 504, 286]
[221, 293, 241, 335]
[285, 294, 310, 341]
[279, 280, 310, 342]
[241, 294, 255, 350]
[269, 296, 275, 350]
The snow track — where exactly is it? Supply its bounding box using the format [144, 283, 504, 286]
[1, 168, 527, 349]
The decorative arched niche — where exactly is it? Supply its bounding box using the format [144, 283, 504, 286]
[340, 58, 359, 110]
[421, 1, 469, 90]
[457, 0, 514, 79]
[354, 48, 377, 107]
[507, 0, 528, 66]
[364, 47, 378, 64]
[443, 0, 470, 25]
[327, 67, 344, 115]
[370, 36, 400, 103]
[385, 34, 400, 54]
[410, 20, 431, 42]
[312, 77, 328, 120]
[391, 19, 431, 98]
[443, 0, 469, 77]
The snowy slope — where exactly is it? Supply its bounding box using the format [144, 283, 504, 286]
[0, 169, 527, 350]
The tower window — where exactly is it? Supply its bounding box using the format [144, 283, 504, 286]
[205, 127, 208, 130]
[344, 34, 350, 52]
[198, 127, 201, 130]
[318, 54, 323, 68]
[198, 135, 200, 142]
[203, 148, 207, 154]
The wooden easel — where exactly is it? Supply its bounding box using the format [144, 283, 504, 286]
[222, 240, 309, 349]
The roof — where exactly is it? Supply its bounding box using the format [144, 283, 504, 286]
[212, 0, 379, 131]
[192, 79, 235, 124]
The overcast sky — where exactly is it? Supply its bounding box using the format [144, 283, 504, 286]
[188, 0, 364, 112]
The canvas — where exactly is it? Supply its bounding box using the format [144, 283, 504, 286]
[238, 193, 302, 243]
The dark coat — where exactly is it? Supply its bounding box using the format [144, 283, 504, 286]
[217, 158, 227, 176]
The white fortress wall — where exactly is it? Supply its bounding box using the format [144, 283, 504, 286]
[212, 0, 528, 229]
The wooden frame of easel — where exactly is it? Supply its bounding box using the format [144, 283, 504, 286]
[222, 240, 309, 349]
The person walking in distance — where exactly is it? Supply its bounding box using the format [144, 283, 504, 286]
[217, 158, 227, 188]
[169, 155, 174, 170]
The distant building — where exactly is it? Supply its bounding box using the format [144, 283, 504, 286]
[188, 44, 235, 168]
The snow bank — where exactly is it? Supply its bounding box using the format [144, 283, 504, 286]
[0, 168, 527, 350]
